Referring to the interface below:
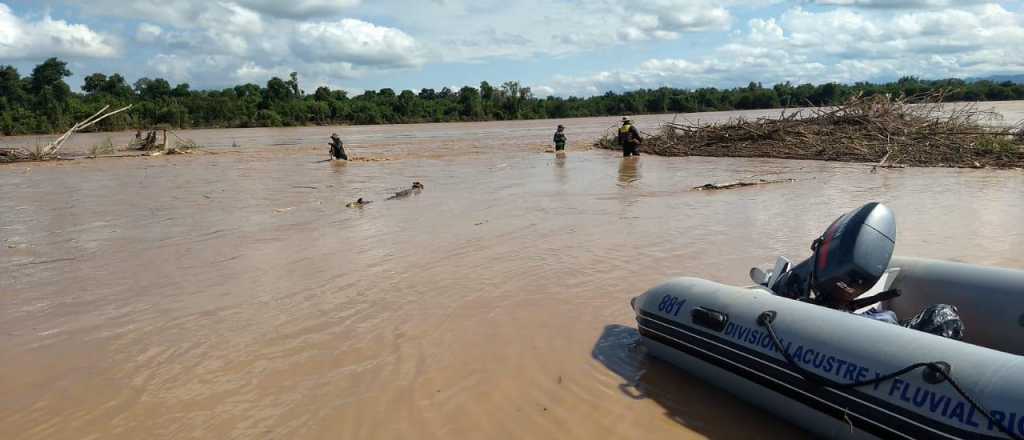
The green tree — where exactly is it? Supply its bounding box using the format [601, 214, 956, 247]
[500, 81, 522, 118]
[287, 72, 300, 97]
[265, 77, 293, 103]
[172, 83, 191, 98]
[5, 57, 1024, 136]
[30, 58, 72, 98]
[29, 58, 73, 130]
[104, 74, 133, 98]
[134, 78, 171, 100]
[314, 86, 332, 102]
[418, 88, 436, 100]
[0, 65, 26, 111]
[458, 86, 483, 120]
[82, 73, 108, 94]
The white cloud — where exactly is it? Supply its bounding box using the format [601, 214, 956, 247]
[553, 0, 733, 49]
[292, 19, 423, 67]
[67, 0, 358, 27]
[641, 0, 732, 33]
[232, 61, 362, 86]
[808, 0, 990, 8]
[93, 3, 420, 87]
[199, 2, 265, 34]
[47, 0, 756, 87]
[777, 4, 1024, 59]
[541, 48, 828, 96]
[538, 2, 1024, 96]
[233, 62, 295, 84]
[148, 53, 195, 83]
[66, 0, 208, 28]
[0, 3, 118, 60]
[8, 0, 1021, 96]
[357, 0, 741, 63]
[135, 23, 163, 43]
[600, 0, 732, 43]
[236, 0, 361, 19]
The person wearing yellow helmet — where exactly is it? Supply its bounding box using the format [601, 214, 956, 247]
[617, 117, 642, 157]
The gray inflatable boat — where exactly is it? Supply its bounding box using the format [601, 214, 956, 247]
[632, 203, 1024, 439]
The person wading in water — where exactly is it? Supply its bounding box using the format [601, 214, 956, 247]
[329, 133, 348, 160]
[553, 125, 567, 152]
[618, 117, 642, 157]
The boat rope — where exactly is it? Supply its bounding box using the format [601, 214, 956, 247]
[757, 311, 1023, 440]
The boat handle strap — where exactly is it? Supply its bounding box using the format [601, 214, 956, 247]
[757, 311, 1023, 440]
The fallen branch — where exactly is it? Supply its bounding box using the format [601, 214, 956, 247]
[692, 178, 797, 191]
[1, 105, 134, 162]
[41, 105, 133, 158]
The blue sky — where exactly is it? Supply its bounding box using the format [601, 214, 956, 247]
[1, 0, 1022, 96]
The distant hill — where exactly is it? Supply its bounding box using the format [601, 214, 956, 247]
[968, 74, 1024, 84]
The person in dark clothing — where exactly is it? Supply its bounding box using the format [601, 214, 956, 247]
[329, 133, 348, 160]
[618, 117, 642, 157]
[553, 125, 567, 151]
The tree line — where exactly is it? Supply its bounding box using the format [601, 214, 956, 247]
[2, 57, 1024, 136]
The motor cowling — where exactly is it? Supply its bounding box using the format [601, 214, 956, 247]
[773, 202, 896, 309]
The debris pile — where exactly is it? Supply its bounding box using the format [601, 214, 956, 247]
[597, 93, 1024, 168]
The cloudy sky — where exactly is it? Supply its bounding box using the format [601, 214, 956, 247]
[1, 0, 1022, 96]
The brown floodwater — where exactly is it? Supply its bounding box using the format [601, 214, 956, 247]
[2, 104, 1024, 440]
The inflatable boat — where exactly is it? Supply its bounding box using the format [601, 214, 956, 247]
[632, 202, 1024, 439]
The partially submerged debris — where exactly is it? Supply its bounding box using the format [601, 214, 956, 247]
[693, 178, 797, 191]
[387, 182, 425, 200]
[136, 129, 199, 155]
[346, 198, 372, 208]
[2, 123, 202, 164]
[88, 138, 116, 157]
[0, 148, 20, 161]
[1, 105, 132, 162]
[596, 92, 1024, 168]
[133, 129, 163, 151]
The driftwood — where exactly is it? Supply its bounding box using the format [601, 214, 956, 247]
[596, 92, 1024, 168]
[346, 198, 372, 208]
[386, 182, 425, 200]
[131, 128, 199, 155]
[0, 148, 20, 160]
[693, 178, 796, 191]
[1, 105, 132, 162]
[43, 105, 133, 158]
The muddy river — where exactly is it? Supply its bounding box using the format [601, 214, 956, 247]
[3, 104, 1024, 439]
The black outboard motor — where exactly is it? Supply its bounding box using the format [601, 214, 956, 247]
[773, 202, 896, 310]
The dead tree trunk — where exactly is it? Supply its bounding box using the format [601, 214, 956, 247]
[38, 104, 133, 158]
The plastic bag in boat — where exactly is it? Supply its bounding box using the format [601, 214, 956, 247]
[861, 308, 900, 325]
[901, 304, 965, 340]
